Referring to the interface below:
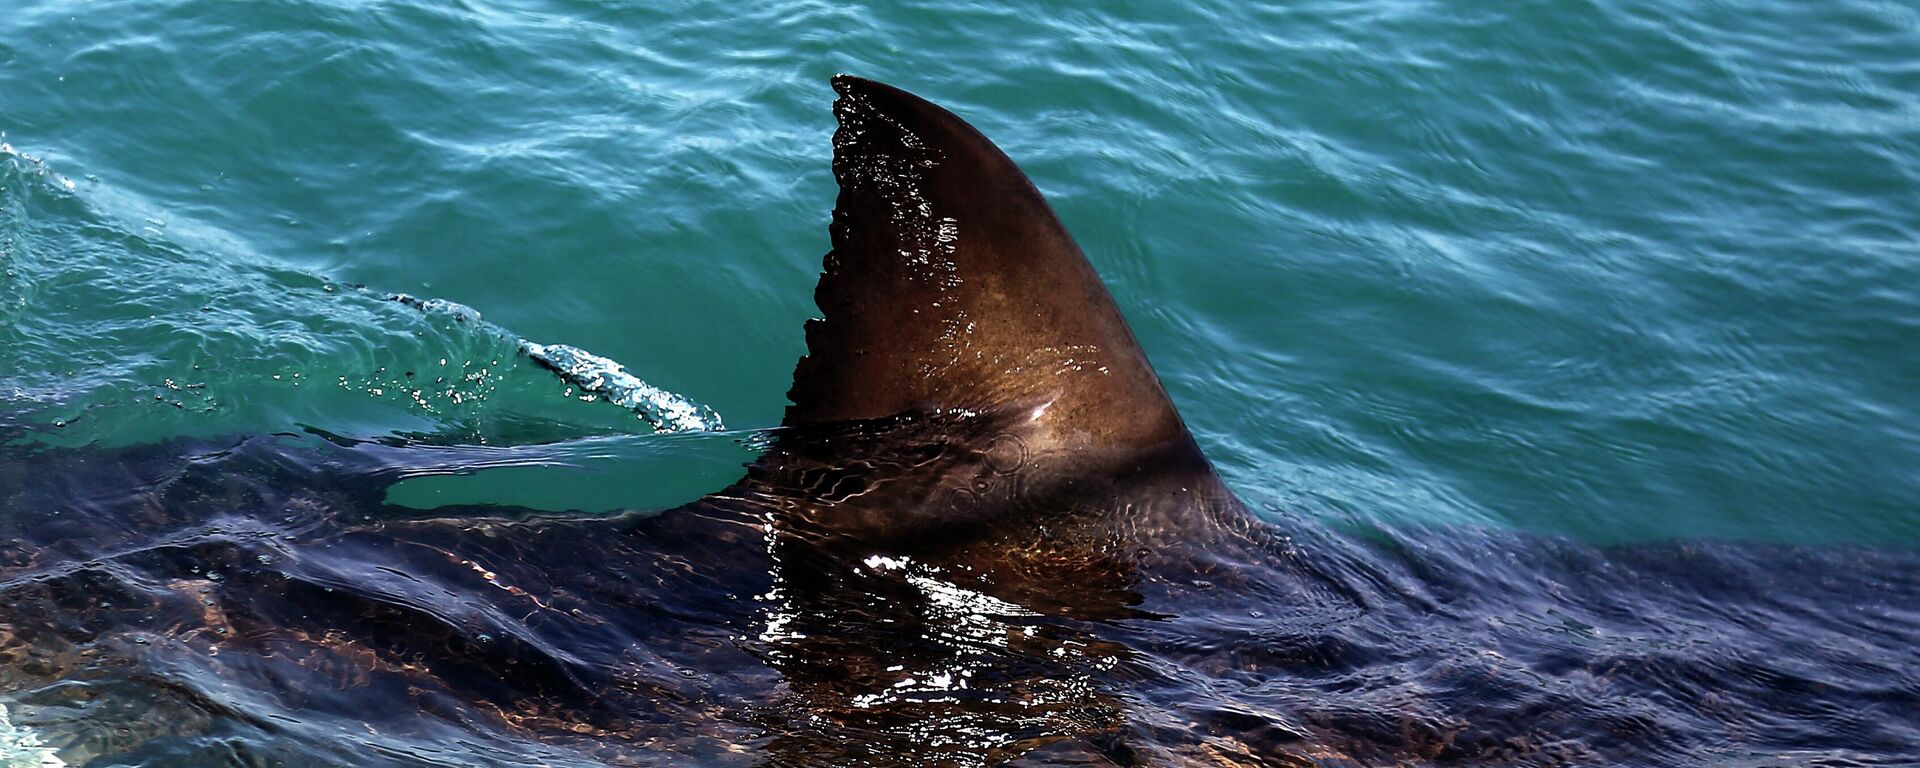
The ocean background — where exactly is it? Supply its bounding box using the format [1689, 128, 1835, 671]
[1, 0, 1918, 764]
[6, 0, 1914, 545]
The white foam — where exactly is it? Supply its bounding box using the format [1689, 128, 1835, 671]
[0, 705, 64, 768]
[379, 292, 725, 433]
[520, 342, 723, 433]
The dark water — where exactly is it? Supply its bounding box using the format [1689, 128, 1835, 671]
[3, 430, 1915, 766]
[3, 0, 1918, 765]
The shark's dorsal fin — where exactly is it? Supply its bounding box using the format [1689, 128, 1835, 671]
[785, 76, 1206, 476]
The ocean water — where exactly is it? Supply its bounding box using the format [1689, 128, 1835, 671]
[2, 1, 1917, 766]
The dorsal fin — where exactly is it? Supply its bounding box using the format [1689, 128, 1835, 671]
[785, 76, 1204, 471]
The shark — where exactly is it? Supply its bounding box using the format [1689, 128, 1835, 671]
[3, 76, 1916, 768]
[0, 73, 1285, 767]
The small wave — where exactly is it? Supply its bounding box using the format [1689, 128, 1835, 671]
[0, 141, 77, 193]
[3, 137, 724, 443]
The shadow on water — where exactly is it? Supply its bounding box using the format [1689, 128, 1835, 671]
[1, 429, 1914, 767]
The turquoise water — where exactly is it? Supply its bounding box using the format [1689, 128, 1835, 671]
[4, 1, 1916, 545]
[2, 2, 1919, 764]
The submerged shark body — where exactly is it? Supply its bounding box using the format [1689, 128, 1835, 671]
[3, 78, 1917, 767]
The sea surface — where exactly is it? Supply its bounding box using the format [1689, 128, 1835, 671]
[2, 1, 1917, 766]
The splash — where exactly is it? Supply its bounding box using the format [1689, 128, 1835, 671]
[384, 293, 724, 433]
[385, 292, 485, 324]
[520, 342, 724, 433]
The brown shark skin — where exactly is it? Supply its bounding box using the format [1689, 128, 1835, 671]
[771, 75, 1254, 555]
[796, 78, 1203, 468]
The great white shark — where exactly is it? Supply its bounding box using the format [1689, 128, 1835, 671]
[2, 76, 1916, 768]
[0, 73, 1276, 767]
